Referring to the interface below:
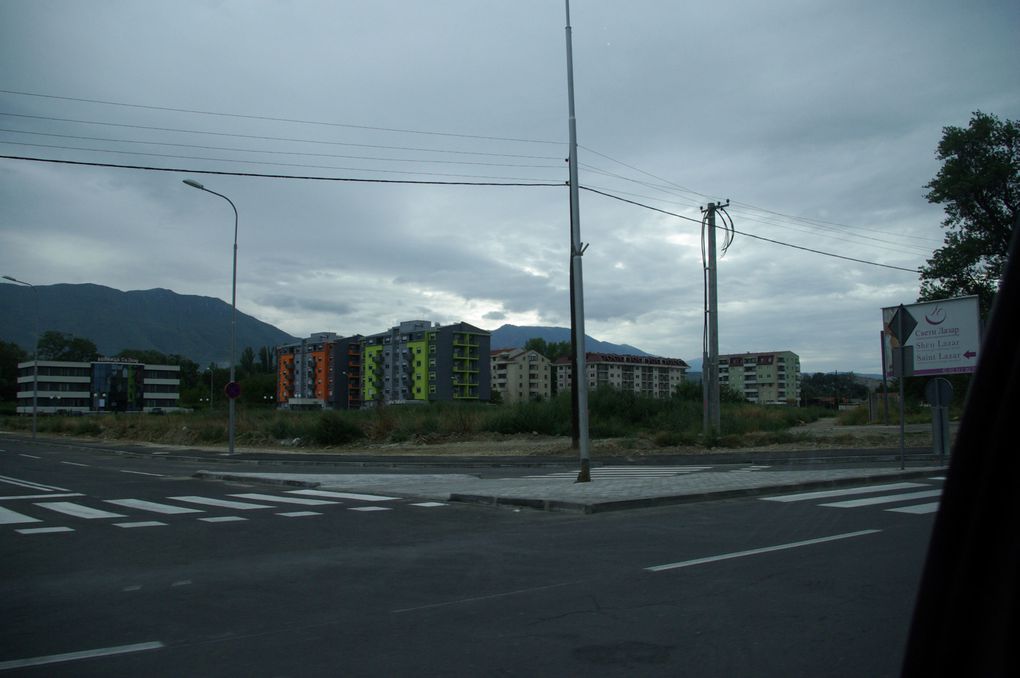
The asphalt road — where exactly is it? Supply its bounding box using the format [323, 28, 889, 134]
[2, 436, 938, 677]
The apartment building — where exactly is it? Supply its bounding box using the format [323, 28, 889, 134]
[718, 351, 801, 404]
[276, 333, 365, 410]
[362, 320, 491, 406]
[490, 348, 551, 403]
[15, 358, 181, 414]
[555, 352, 688, 399]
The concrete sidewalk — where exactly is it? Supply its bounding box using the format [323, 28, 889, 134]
[194, 464, 945, 514]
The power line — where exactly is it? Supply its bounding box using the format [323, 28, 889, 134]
[580, 185, 922, 273]
[0, 88, 563, 145]
[0, 128, 562, 169]
[0, 154, 566, 187]
[0, 141, 561, 183]
[0, 112, 563, 161]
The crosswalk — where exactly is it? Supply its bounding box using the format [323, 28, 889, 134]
[761, 479, 943, 515]
[1, 488, 446, 536]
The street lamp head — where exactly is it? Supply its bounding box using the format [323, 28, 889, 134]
[2, 275, 15, 282]
[183, 179, 205, 190]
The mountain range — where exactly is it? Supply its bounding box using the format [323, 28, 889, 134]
[0, 283, 296, 367]
[0, 284, 653, 366]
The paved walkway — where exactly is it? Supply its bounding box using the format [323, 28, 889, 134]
[195, 465, 945, 514]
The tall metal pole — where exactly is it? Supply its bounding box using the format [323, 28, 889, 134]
[183, 179, 238, 455]
[703, 203, 721, 434]
[565, 0, 591, 482]
[3, 276, 38, 439]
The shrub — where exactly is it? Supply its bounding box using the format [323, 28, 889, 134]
[313, 412, 364, 446]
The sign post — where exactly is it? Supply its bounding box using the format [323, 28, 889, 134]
[925, 378, 953, 464]
[881, 296, 979, 469]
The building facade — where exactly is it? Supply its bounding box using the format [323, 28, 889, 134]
[718, 351, 801, 404]
[555, 352, 688, 399]
[491, 348, 552, 403]
[277, 321, 491, 409]
[15, 358, 181, 414]
[363, 321, 491, 405]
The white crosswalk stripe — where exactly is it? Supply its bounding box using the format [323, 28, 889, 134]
[287, 489, 398, 501]
[819, 489, 942, 509]
[167, 496, 275, 510]
[34, 502, 126, 520]
[3, 490, 436, 534]
[105, 499, 204, 514]
[762, 480, 943, 515]
[0, 505, 42, 525]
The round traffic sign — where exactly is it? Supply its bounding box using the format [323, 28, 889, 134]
[224, 381, 242, 400]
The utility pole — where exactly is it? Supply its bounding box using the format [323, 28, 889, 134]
[702, 202, 724, 435]
[564, 0, 591, 482]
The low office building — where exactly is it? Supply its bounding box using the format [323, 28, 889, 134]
[15, 358, 181, 414]
[491, 348, 552, 403]
[718, 351, 801, 404]
[555, 352, 688, 399]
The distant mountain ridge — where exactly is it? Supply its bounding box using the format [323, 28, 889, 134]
[0, 283, 296, 366]
[487, 324, 652, 357]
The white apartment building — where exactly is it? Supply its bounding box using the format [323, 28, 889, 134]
[556, 352, 688, 399]
[718, 351, 801, 404]
[490, 348, 551, 403]
[16, 358, 181, 414]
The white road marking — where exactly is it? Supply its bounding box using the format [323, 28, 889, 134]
[0, 474, 71, 492]
[60, 461, 90, 467]
[114, 521, 167, 529]
[0, 493, 85, 501]
[886, 502, 941, 515]
[105, 499, 204, 515]
[0, 641, 164, 671]
[526, 466, 713, 479]
[289, 489, 398, 501]
[16, 526, 75, 535]
[276, 511, 322, 518]
[229, 493, 338, 505]
[198, 516, 247, 523]
[646, 529, 882, 572]
[761, 482, 928, 502]
[18, 453, 41, 459]
[348, 506, 392, 512]
[819, 489, 942, 509]
[34, 502, 126, 519]
[411, 502, 446, 508]
[118, 469, 165, 477]
[0, 506, 42, 525]
[168, 496, 274, 510]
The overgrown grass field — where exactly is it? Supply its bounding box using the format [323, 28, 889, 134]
[1, 390, 831, 451]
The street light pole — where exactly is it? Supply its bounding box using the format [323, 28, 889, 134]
[183, 179, 238, 455]
[3, 275, 38, 439]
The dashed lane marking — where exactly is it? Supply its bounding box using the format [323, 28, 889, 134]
[411, 502, 447, 508]
[118, 469, 165, 477]
[198, 516, 247, 523]
[276, 511, 322, 518]
[348, 506, 392, 512]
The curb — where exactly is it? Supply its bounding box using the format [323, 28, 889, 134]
[448, 469, 942, 514]
[192, 471, 324, 488]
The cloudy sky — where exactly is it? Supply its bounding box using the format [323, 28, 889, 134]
[1, 0, 1017, 373]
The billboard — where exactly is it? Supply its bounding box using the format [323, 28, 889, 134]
[882, 296, 981, 377]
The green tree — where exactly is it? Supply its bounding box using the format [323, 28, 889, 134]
[919, 111, 1019, 315]
[36, 331, 98, 362]
[239, 346, 256, 376]
[523, 337, 571, 361]
[0, 340, 28, 402]
[257, 346, 274, 374]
